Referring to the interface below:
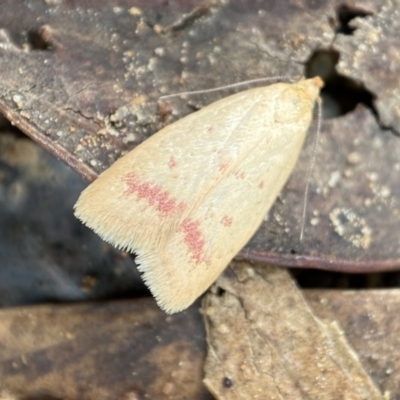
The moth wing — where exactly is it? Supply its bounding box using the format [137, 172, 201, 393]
[75, 79, 321, 313]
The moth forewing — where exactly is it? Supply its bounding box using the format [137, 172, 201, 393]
[74, 77, 323, 313]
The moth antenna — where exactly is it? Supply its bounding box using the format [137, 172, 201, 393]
[159, 75, 301, 100]
[300, 95, 323, 241]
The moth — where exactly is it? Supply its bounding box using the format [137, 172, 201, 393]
[74, 77, 323, 313]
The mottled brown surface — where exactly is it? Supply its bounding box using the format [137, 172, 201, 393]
[1, 2, 400, 399]
[335, 0, 400, 132]
[0, 0, 337, 180]
[305, 289, 400, 400]
[2, 281, 400, 399]
[203, 261, 383, 400]
[1, 1, 398, 272]
[0, 299, 211, 400]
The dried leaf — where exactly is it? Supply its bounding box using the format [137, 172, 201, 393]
[2, 286, 400, 398]
[203, 261, 383, 399]
[335, 0, 400, 132]
[0, 300, 211, 400]
[306, 289, 400, 399]
[1, 1, 398, 272]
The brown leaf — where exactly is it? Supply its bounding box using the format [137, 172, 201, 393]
[203, 261, 383, 400]
[306, 289, 400, 400]
[0, 0, 398, 272]
[2, 284, 400, 398]
[0, 299, 211, 400]
[335, 0, 400, 132]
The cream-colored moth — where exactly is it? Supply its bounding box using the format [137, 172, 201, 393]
[74, 76, 323, 313]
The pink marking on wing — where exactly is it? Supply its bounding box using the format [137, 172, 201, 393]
[123, 173, 185, 217]
[233, 170, 246, 179]
[219, 162, 229, 172]
[233, 171, 245, 179]
[221, 215, 233, 227]
[168, 156, 177, 169]
[258, 181, 265, 189]
[180, 218, 206, 265]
